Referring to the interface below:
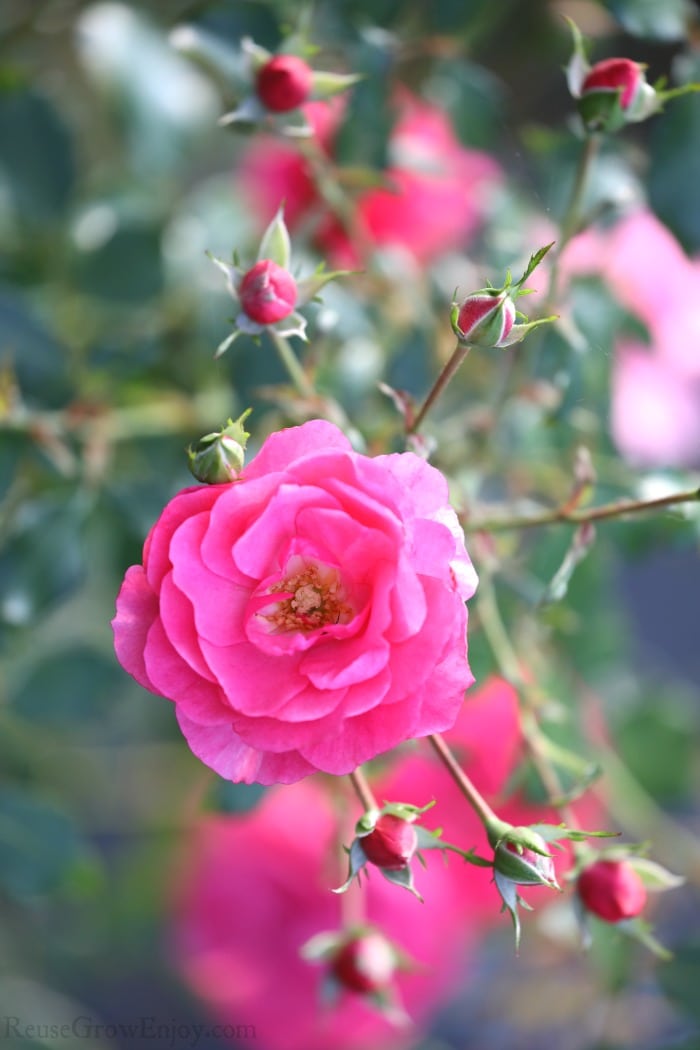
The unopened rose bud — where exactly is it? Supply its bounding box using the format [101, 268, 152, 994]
[331, 931, 397, 994]
[187, 412, 251, 484]
[239, 259, 297, 325]
[577, 858, 647, 923]
[361, 814, 418, 872]
[494, 833, 558, 889]
[577, 56, 657, 131]
[256, 54, 313, 112]
[582, 58, 645, 110]
[454, 292, 516, 349]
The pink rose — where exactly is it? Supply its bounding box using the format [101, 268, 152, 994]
[171, 779, 471, 1050]
[112, 420, 477, 785]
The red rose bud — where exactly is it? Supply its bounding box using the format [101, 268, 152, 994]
[455, 292, 516, 349]
[577, 859, 647, 923]
[581, 58, 643, 111]
[239, 259, 297, 324]
[578, 58, 656, 131]
[256, 55, 313, 112]
[360, 814, 418, 872]
[331, 932, 397, 994]
[494, 833, 558, 888]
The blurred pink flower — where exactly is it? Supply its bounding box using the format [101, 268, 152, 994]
[238, 92, 501, 266]
[611, 344, 700, 468]
[113, 420, 477, 786]
[170, 676, 560, 1050]
[563, 209, 700, 468]
[171, 780, 470, 1050]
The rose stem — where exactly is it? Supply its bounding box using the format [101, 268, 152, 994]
[464, 485, 700, 532]
[427, 733, 500, 828]
[269, 330, 316, 400]
[408, 341, 471, 435]
[349, 767, 378, 812]
[476, 565, 579, 829]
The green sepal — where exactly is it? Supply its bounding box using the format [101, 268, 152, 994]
[564, 16, 590, 98]
[354, 800, 435, 836]
[496, 314, 558, 348]
[332, 837, 369, 894]
[380, 864, 423, 902]
[311, 70, 363, 99]
[530, 822, 620, 845]
[513, 241, 556, 290]
[296, 266, 358, 306]
[257, 205, 291, 268]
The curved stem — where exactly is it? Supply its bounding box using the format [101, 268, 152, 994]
[349, 767, 378, 812]
[428, 733, 501, 829]
[269, 330, 316, 400]
[408, 342, 471, 435]
[546, 133, 600, 306]
[465, 486, 700, 533]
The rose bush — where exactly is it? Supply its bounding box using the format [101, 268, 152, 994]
[113, 419, 477, 785]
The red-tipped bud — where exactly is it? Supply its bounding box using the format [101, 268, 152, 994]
[493, 830, 558, 888]
[239, 259, 297, 324]
[331, 932, 397, 994]
[361, 814, 418, 871]
[455, 292, 516, 348]
[256, 55, 313, 112]
[581, 58, 644, 111]
[576, 57, 657, 132]
[577, 859, 647, 923]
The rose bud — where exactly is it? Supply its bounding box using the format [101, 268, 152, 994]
[360, 814, 418, 872]
[331, 931, 397, 994]
[454, 291, 516, 349]
[494, 832, 558, 889]
[187, 411, 251, 485]
[581, 58, 644, 110]
[256, 54, 313, 113]
[239, 259, 297, 324]
[577, 858, 647, 923]
[576, 56, 657, 132]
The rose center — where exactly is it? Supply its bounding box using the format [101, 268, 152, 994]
[257, 560, 353, 633]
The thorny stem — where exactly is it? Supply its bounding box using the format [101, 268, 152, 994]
[464, 486, 700, 533]
[269, 330, 316, 400]
[408, 342, 471, 435]
[349, 767, 378, 812]
[428, 733, 501, 829]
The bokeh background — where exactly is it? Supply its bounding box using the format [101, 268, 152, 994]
[1, 1, 700, 1048]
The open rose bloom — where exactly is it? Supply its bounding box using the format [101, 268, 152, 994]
[113, 420, 477, 784]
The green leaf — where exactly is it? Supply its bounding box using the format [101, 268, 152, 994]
[0, 494, 88, 629]
[659, 943, 700, 1019]
[0, 788, 84, 897]
[601, 0, 693, 41]
[0, 289, 73, 409]
[74, 223, 164, 304]
[10, 646, 123, 729]
[0, 87, 76, 221]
